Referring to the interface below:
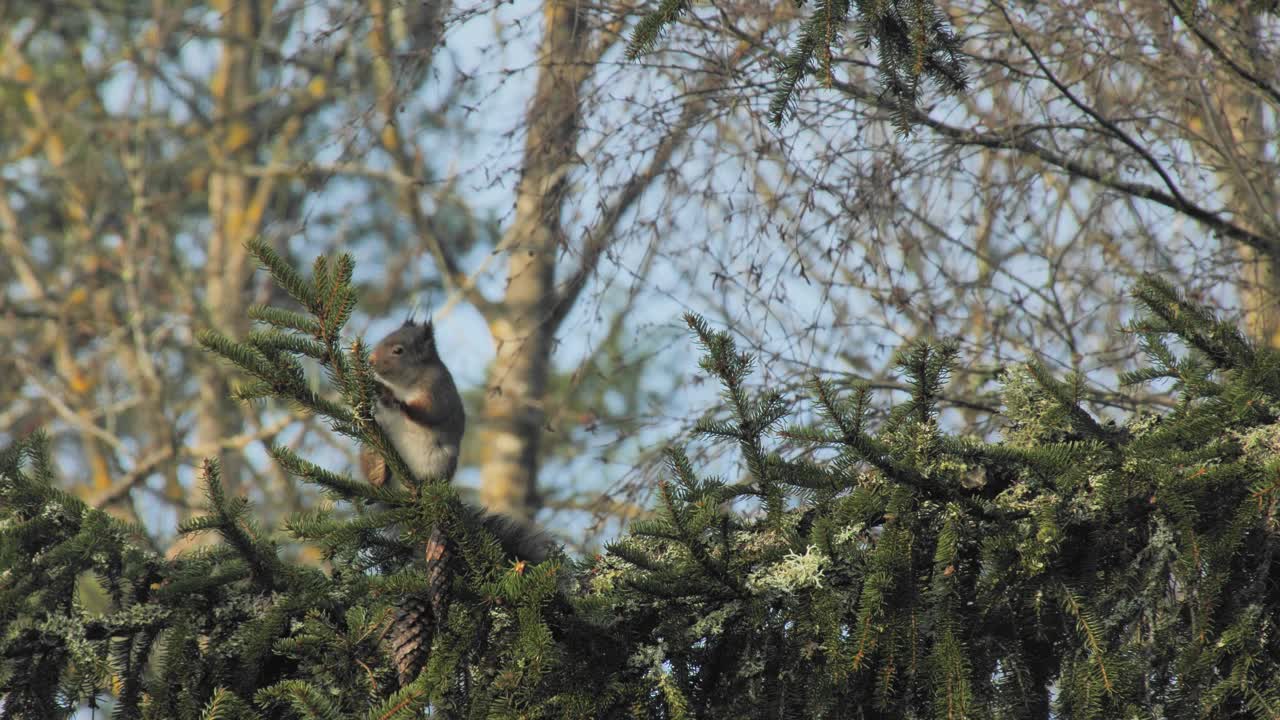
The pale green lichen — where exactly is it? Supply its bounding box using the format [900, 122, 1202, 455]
[1234, 422, 1280, 460]
[687, 603, 737, 639]
[745, 544, 827, 595]
[1000, 363, 1075, 446]
[586, 553, 634, 594]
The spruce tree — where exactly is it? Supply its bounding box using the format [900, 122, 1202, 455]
[3, 245, 1279, 718]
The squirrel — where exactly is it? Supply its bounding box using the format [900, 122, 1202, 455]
[361, 317, 465, 488]
[361, 317, 553, 563]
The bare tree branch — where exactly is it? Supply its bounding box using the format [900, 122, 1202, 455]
[550, 73, 728, 332]
[1164, 0, 1280, 109]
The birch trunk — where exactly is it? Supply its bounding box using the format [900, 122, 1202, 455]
[1214, 10, 1280, 347]
[196, 0, 267, 501]
[477, 0, 591, 521]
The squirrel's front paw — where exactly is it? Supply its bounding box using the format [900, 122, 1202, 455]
[372, 397, 396, 427]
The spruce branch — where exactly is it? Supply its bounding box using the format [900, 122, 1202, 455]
[1132, 274, 1258, 374]
[1057, 585, 1115, 696]
[1025, 361, 1114, 446]
[893, 338, 958, 425]
[268, 445, 388, 504]
[182, 459, 282, 592]
[254, 679, 344, 720]
[628, 0, 966, 129]
[624, 0, 693, 60]
[246, 239, 319, 309]
[247, 304, 322, 336]
[199, 688, 261, 720]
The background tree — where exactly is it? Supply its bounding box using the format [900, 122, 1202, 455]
[0, 0, 734, 546]
[0, 0, 479, 544]
[621, 0, 1279, 431]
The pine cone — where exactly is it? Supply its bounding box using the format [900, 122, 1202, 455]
[423, 525, 452, 620]
[387, 526, 454, 686]
[388, 593, 432, 686]
[360, 448, 389, 488]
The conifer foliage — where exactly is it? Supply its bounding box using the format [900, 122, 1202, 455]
[3, 246, 1280, 718]
[625, 0, 968, 128]
[0, 243, 599, 719]
[606, 294, 1280, 717]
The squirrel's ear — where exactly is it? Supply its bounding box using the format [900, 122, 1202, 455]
[404, 300, 428, 328]
[418, 320, 438, 351]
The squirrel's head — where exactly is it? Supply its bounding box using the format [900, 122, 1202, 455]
[369, 317, 442, 388]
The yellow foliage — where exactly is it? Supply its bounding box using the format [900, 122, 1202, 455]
[68, 369, 96, 396]
[142, 23, 161, 48]
[90, 447, 111, 491]
[14, 130, 42, 160]
[64, 198, 87, 224]
[210, 67, 227, 102]
[12, 60, 33, 84]
[222, 207, 245, 240]
[297, 545, 325, 565]
[307, 76, 327, 99]
[381, 124, 399, 152]
[186, 167, 208, 192]
[65, 286, 89, 308]
[42, 131, 67, 167]
[225, 122, 253, 152]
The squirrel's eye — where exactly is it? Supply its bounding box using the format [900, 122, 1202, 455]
[391, 345, 405, 355]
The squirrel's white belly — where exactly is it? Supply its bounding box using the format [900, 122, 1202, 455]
[374, 401, 458, 482]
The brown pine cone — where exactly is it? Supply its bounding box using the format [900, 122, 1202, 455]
[387, 526, 454, 686]
[360, 447, 389, 489]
